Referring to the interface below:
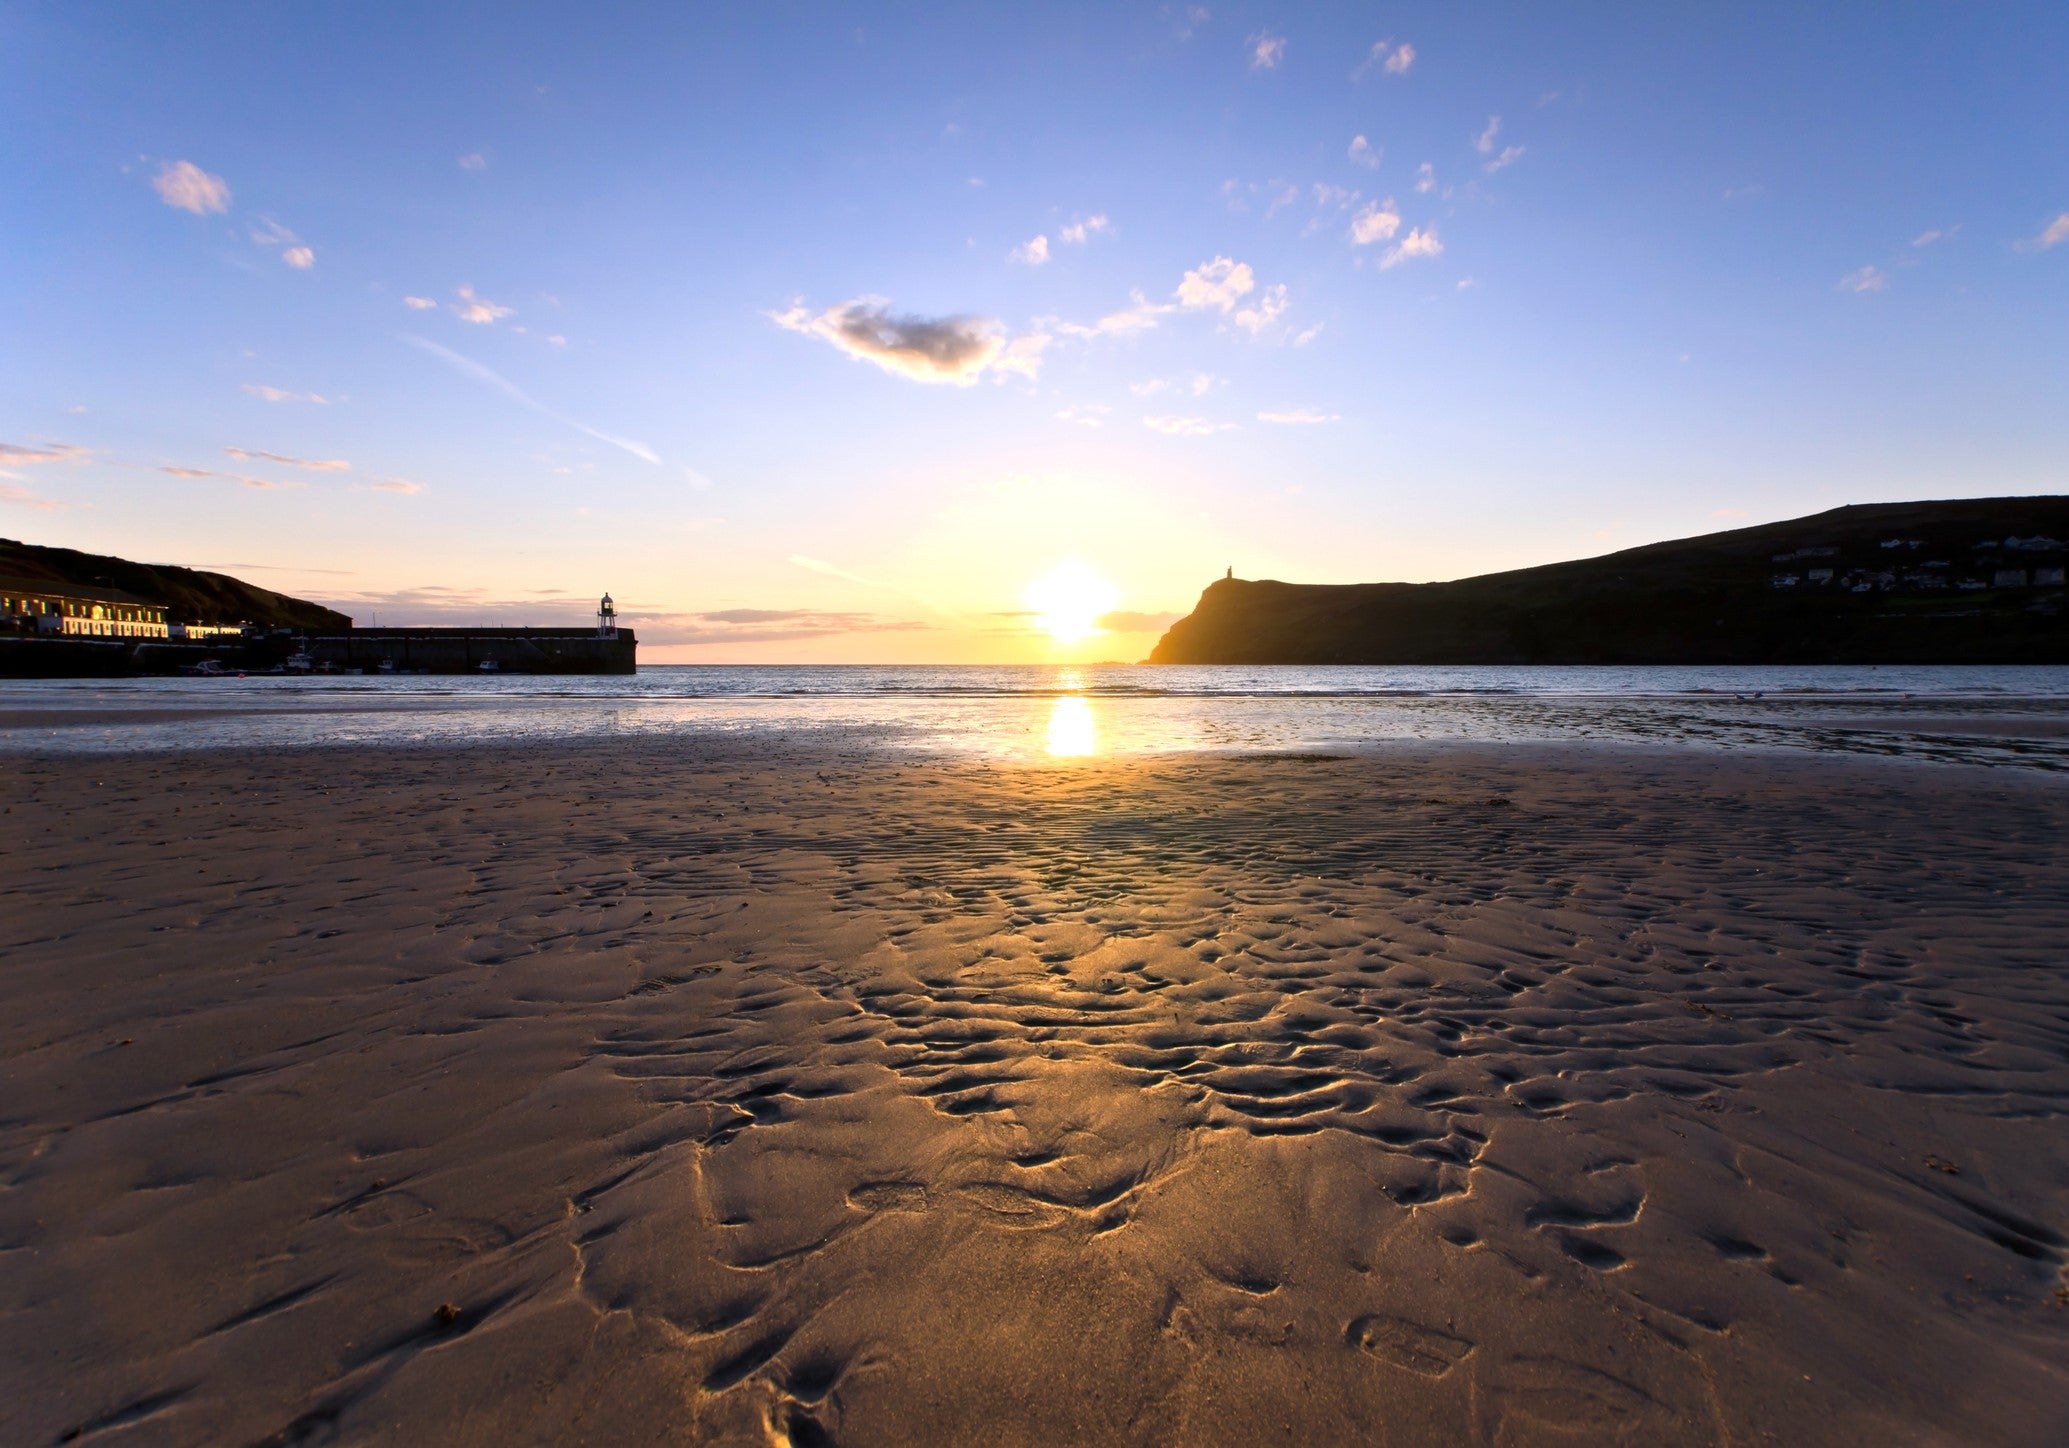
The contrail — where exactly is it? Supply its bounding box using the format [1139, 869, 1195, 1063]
[401, 334, 660, 465]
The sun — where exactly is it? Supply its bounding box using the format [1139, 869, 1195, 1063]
[1026, 561, 1120, 645]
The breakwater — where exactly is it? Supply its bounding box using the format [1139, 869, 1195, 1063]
[310, 628, 637, 675]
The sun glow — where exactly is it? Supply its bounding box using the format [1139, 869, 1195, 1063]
[1045, 695, 1098, 756]
[1026, 561, 1120, 645]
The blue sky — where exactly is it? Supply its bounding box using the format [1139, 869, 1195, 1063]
[3, 2, 2065, 660]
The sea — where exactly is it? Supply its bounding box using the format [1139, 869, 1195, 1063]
[4, 664, 2069, 769]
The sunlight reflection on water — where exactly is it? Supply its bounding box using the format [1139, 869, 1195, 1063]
[1044, 694, 1098, 757]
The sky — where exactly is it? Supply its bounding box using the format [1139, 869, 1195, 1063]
[2, 2, 2066, 662]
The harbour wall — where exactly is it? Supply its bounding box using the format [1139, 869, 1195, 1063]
[309, 628, 637, 675]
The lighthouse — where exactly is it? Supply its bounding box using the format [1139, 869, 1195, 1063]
[597, 592, 617, 639]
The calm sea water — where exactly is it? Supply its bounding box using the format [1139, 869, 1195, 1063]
[3, 664, 2068, 766]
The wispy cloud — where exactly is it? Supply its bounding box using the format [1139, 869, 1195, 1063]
[1475, 116, 1502, 154]
[1011, 234, 1051, 265]
[771, 297, 1026, 385]
[243, 383, 329, 404]
[152, 160, 230, 214]
[368, 478, 424, 495]
[457, 152, 487, 171]
[452, 285, 514, 324]
[283, 246, 314, 269]
[402, 296, 438, 310]
[248, 216, 314, 268]
[1484, 145, 1525, 174]
[1350, 198, 1401, 245]
[1176, 256, 1254, 312]
[1098, 609, 1182, 633]
[1050, 291, 1173, 339]
[0, 442, 88, 466]
[1355, 38, 1415, 78]
[1838, 264, 1888, 293]
[1348, 135, 1380, 169]
[1381, 226, 1443, 268]
[0, 483, 69, 511]
[1143, 414, 1236, 436]
[161, 465, 298, 491]
[224, 446, 349, 472]
[1247, 32, 1285, 69]
[1414, 162, 1436, 194]
[1168, 4, 1210, 41]
[1057, 214, 1111, 244]
[402, 333, 661, 462]
[2018, 213, 2069, 252]
[1257, 408, 1339, 424]
[643, 609, 934, 646]
[1056, 404, 1110, 426]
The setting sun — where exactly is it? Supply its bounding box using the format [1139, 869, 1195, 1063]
[1026, 561, 1120, 645]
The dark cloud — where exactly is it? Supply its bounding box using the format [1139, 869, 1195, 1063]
[772, 297, 1041, 385]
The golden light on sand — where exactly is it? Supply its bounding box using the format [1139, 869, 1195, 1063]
[1026, 561, 1120, 645]
[1044, 694, 1098, 756]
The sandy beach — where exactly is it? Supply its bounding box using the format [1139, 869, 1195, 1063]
[3, 737, 2067, 1445]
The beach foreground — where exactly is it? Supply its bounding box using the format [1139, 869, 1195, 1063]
[3, 739, 2066, 1445]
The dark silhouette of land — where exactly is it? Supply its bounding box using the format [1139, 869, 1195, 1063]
[1151, 498, 2069, 664]
[1, 537, 351, 631]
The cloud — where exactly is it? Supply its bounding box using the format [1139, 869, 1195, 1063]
[1838, 265, 1888, 293]
[1912, 229, 1944, 248]
[1292, 321, 1324, 346]
[282, 246, 315, 269]
[1058, 214, 1111, 244]
[152, 160, 230, 214]
[1143, 414, 1236, 436]
[993, 332, 1049, 381]
[1234, 282, 1288, 334]
[0, 483, 68, 511]
[1248, 32, 1285, 69]
[403, 296, 438, 310]
[224, 446, 349, 472]
[1348, 135, 1380, 169]
[1414, 163, 1436, 194]
[161, 465, 297, 491]
[452, 285, 515, 324]
[1257, 408, 1339, 424]
[1350, 199, 1401, 245]
[1051, 292, 1173, 338]
[1484, 145, 1525, 174]
[1380, 226, 1443, 268]
[643, 609, 934, 646]
[771, 297, 1023, 385]
[1475, 116, 1502, 154]
[457, 153, 487, 170]
[1176, 256, 1254, 312]
[402, 334, 661, 462]
[1355, 39, 1414, 78]
[2023, 213, 2069, 251]
[1169, 5, 1211, 41]
[243, 383, 329, 404]
[1056, 404, 1108, 427]
[1011, 234, 1051, 265]
[0, 442, 87, 466]
[368, 479, 423, 494]
[1097, 610, 1182, 633]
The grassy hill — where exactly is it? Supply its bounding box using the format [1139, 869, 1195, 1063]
[1149, 498, 2069, 665]
[0, 538, 351, 631]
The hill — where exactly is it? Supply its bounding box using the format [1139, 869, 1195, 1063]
[0, 538, 351, 631]
[1149, 498, 2069, 665]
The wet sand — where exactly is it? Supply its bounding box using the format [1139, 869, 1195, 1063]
[2, 739, 2066, 1445]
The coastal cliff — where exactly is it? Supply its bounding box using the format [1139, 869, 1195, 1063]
[1, 537, 350, 631]
[1150, 497, 2069, 665]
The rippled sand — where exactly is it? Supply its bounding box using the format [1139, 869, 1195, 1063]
[3, 739, 2066, 1444]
